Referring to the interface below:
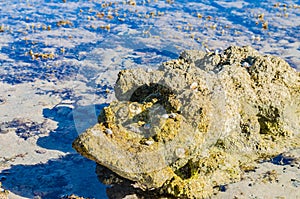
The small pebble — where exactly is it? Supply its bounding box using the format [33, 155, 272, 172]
[0, 97, 6, 105]
[219, 184, 227, 192]
[0, 123, 9, 134]
[35, 149, 47, 154]
[291, 178, 300, 188]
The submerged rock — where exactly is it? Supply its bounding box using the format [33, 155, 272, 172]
[73, 46, 300, 198]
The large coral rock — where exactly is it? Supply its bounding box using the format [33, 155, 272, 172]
[73, 46, 300, 198]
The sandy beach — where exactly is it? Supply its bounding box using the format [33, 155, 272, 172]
[0, 0, 299, 198]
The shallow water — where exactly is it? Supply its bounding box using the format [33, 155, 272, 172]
[0, 0, 299, 198]
[1, 0, 299, 84]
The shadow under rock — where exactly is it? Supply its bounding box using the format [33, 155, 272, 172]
[96, 165, 177, 199]
[1, 154, 108, 199]
[1, 103, 109, 198]
[37, 103, 108, 152]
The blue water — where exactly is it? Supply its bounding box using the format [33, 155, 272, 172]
[0, 0, 299, 198]
[1, 0, 299, 85]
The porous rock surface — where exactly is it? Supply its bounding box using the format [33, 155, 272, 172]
[73, 46, 300, 198]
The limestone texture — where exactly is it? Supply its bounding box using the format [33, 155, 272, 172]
[73, 46, 300, 198]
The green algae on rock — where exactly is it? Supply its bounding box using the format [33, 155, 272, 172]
[72, 46, 300, 198]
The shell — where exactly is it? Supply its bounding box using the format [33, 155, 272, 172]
[145, 140, 154, 146]
[190, 82, 198, 90]
[105, 128, 113, 135]
[214, 48, 223, 55]
[161, 114, 169, 119]
[242, 62, 250, 68]
[146, 68, 153, 73]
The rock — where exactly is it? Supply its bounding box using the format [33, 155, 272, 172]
[72, 46, 300, 198]
[0, 182, 9, 199]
